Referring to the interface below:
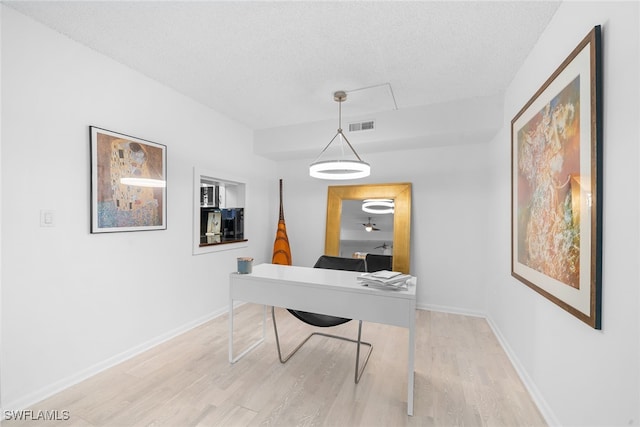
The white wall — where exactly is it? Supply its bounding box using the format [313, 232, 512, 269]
[0, 7, 276, 409]
[275, 141, 492, 315]
[487, 2, 640, 426]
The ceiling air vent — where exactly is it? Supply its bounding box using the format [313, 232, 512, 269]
[348, 120, 375, 132]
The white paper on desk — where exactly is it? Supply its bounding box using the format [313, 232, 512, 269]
[361, 281, 408, 290]
[368, 270, 403, 279]
[358, 272, 410, 283]
[357, 273, 411, 290]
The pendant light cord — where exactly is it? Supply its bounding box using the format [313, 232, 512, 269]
[311, 94, 365, 163]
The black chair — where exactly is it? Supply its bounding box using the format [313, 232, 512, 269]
[271, 255, 373, 383]
[365, 253, 393, 273]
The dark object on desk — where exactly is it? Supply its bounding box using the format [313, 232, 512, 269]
[365, 253, 393, 272]
[271, 255, 372, 383]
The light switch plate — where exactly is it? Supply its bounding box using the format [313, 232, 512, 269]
[40, 210, 55, 227]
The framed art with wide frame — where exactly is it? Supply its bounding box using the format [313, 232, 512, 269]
[511, 26, 603, 329]
[90, 126, 167, 233]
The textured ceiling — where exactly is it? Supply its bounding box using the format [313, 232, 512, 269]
[6, 1, 561, 130]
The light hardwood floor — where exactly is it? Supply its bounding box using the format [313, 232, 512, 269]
[4, 306, 547, 427]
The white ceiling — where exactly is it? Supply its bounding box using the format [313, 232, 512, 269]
[5, 1, 561, 131]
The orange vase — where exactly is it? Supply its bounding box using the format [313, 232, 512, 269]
[272, 179, 292, 265]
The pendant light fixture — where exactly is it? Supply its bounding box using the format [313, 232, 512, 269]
[362, 198, 395, 214]
[309, 91, 370, 180]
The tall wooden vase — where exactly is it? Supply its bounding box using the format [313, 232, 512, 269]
[272, 179, 292, 265]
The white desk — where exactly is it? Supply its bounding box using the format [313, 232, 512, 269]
[228, 263, 417, 416]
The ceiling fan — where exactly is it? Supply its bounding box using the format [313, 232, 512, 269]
[362, 217, 380, 232]
[374, 242, 392, 250]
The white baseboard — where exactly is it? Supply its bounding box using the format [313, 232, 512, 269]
[483, 317, 559, 426]
[417, 302, 486, 318]
[417, 304, 559, 426]
[3, 306, 229, 412]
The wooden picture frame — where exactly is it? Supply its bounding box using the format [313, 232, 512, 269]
[325, 183, 412, 274]
[511, 26, 603, 329]
[90, 126, 167, 233]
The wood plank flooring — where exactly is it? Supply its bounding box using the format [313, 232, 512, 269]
[4, 306, 547, 426]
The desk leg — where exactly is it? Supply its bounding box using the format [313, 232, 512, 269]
[228, 297, 234, 363]
[407, 311, 416, 416]
[228, 300, 267, 364]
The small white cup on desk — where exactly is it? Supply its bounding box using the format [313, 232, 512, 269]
[237, 257, 253, 274]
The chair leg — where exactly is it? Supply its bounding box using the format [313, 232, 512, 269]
[271, 306, 373, 383]
[272, 306, 317, 363]
[354, 320, 373, 384]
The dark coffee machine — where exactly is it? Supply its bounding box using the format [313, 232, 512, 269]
[221, 208, 244, 239]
